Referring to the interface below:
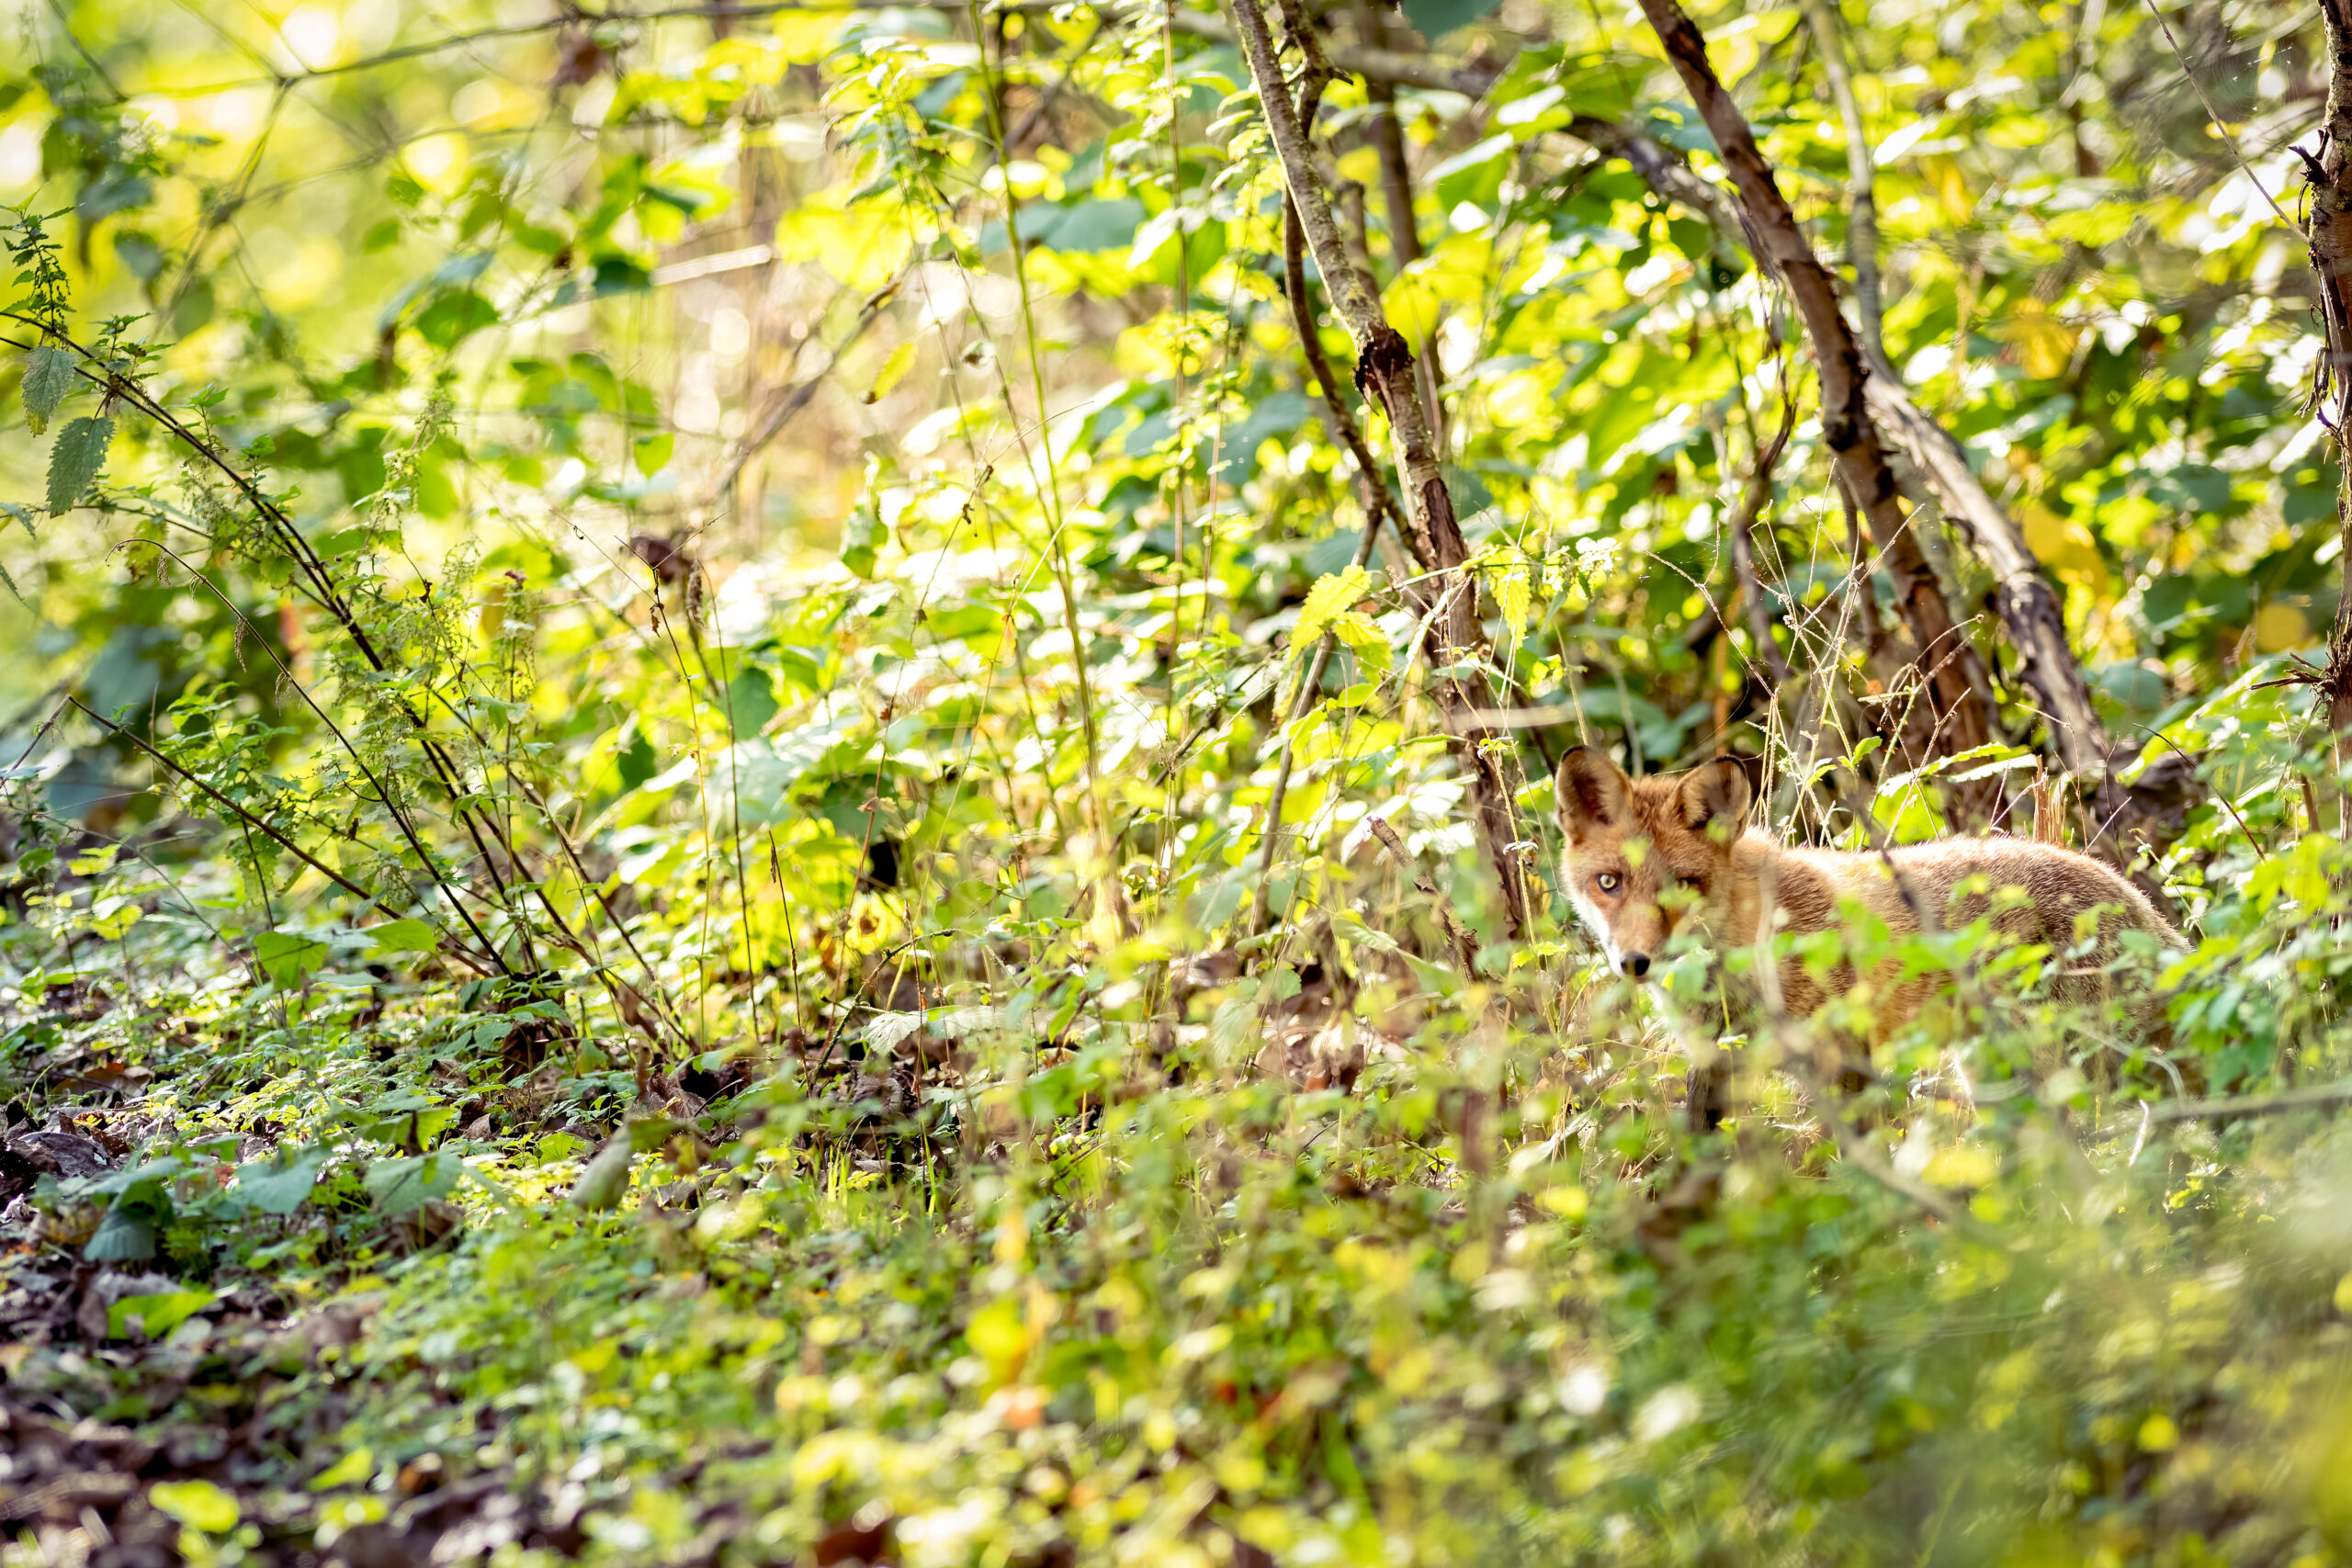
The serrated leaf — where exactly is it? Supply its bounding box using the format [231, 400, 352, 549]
[20, 343, 74, 434]
[1496, 561, 1532, 638]
[1330, 610, 1393, 674]
[1295, 565, 1373, 649]
[46, 412, 114, 513]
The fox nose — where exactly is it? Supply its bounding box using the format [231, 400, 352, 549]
[1623, 952, 1651, 979]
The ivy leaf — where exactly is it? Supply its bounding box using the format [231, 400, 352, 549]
[46, 413, 114, 513]
[20, 344, 75, 434]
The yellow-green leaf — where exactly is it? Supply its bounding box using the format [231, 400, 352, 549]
[1295, 566, 1372, 649]
[1330, 610, 1392, 674]
[150, 1480, 240, 1535]
[865, 340, 918, 403]
[1496, 561, 1532, 638]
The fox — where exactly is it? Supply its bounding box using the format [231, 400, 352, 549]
[1552, 746, 2182, 1037]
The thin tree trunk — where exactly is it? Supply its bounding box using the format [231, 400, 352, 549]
[1229, 0, 1532, 936]
[1576, 112, 2170, 860]
[2306, 0, 2352, 818]
[1353, 0, 1444, 435]
[1635, 0, 1999, 823]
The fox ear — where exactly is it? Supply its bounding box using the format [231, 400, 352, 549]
[1677, 757, 1752, 841]
[1555, 747, 1633, 840]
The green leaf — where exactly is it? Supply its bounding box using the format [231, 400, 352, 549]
[569, 1135, 634, 1210]
[85, 1209, 155, 1261]
[46, 413, 114, 513]
[366, 1152, 459, 1216]
[233, 1146, 331, 1215]
[1331, 611, 1393, 674]
[1401, 0, 1498, 39]
[149, 1480, 240, 1535]
[1295, 566, 1374, 649]
[840, 506, 882, 579]
[108, 1289, 216, 1340]
[725, 665, 779, 737]
[633, 432, 674, 477]
[309, 1448, 375, 1492]
[20, 344, 75, 434]
[617, 725, 657, 791]
[368, 918, 440, 953]
[414, 288, 501, 348]
[254, 930, 330, 987]
[865, 339, 917, 402]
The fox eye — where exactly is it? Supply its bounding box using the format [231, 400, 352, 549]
[1596, 872, 1621, 894]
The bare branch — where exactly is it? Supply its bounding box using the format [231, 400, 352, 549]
[1636, 0, 1997, 822]
[1229, 0, 1532, 934]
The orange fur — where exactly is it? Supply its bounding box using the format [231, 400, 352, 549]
[1553, 748, 2180, 1031]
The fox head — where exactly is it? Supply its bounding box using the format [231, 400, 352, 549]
[1554, 748, 1752, 979]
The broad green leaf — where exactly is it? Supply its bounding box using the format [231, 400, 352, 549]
[254, 930, 330, 987]
[85, 1210, 155, 1261]
[46, 413, 113, 513]
[233, 1147, 331, 1214]
[725, 665, 780, 736]
[368, 918, 439, 953]
[1496, 561, 1532, 637]
[108, 1289, 216, 1340]
[366, 1151, 458, 1216]
[20, 343, 75, 434]
[1330, 610, 1393, 674]
[1402, 0, 1498, 39]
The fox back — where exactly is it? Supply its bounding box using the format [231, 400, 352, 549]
[1553, 748, 2180, 1029]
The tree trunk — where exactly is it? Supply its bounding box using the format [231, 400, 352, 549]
[1636, 0, 1998, 823]
[1228, 0, 1532, 937]
[2308, 0, 2352, 819]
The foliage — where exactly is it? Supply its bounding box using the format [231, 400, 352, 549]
[0, 0, 2350, 1564]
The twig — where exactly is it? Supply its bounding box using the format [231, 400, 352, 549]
[1633, 0, 1999, 823]
[704, 276, 899, 508]
[1366, 816, 1480, 976]
[1229, 0, 1532, 936]
[1726, 392, 1796, 685]
[2141, 1078, 2352, 1125]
